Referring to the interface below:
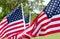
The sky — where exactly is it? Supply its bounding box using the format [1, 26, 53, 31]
[0, 0, 50, 13]
[34, 0, 50, 13]
[44, 0, 50, 5]
[28, 0, 50, 5]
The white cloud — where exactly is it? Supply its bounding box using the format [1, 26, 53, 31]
[43, 0, 50, 5]
[28, 0, 34, 2]
[33, 9, 41, 14]
[0, 7, 2, 13]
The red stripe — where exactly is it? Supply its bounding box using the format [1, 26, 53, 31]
[40, 17, 60, 30]
[0, 21, 23, 33]
[0, 20, 24, 38]
[32, 17, 48, 36]
[1, 20, 23, 30]
[26, 13, 60, 37]
[26, 12, 45, 37]
[35, 18, 60, 36]
[38, 12, 45, 19]
[0, 22, 8, 30]
[0, 20, 7, 25]
[0, 18, 7, 25]
[2, 29, 24, 39]
[26, 23, 36, 37]
[38, 17, 60, 31]
[41, 24, 60, 31]
[25, 23, 30, 29]
[37, 17, 60, 36]
[37, 16, 48, 26]
[0, 25, 24, 37]
[8, 34, 17, 39]
[39, 30, 60, 36]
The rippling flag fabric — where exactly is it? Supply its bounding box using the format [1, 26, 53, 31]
[18, 13, 31, 39]
[0, 5, 25, 39]
[25, 0, 60, 37]
[25, 13, 30, 28]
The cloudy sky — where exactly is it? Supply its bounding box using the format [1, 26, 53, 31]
[44, 0, 50, 5]
[29, 0, 50, 5]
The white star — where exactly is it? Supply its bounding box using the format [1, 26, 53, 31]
[51, 3, 53, 4]
[53, 6, 55, 7]
[55, 12, 56, 14]
[50, 13, 52, 15]
[58, 2, 59, 3]
[55, 0, 57, 2]
[48, 10, 50, 11]
[51, 11, 53, 12]
[50, 5, 52, 6]
[59, 5, 60, 6]
[52, 8, 54, 10]
[58, 11, 59, 13]
[47, 12, 49, 14]
[49, 15, 51, 17]
[52, 0, 54, 2]
[54, 3, 56, 5]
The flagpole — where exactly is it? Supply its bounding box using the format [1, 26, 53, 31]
[21, 3, 26, 29]
[29, 11, 31, 25]
[17, 3, 26, 39]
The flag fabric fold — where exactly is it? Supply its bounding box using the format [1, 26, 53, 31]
[1, 0, 60, 39]
[17, 13, 31, 39]
[25, 0, 60, 37]
[0, 5, 25, 39]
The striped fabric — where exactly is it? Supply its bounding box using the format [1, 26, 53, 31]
[17, 13, 30, 39]
[0, 5, 25, 39]
[25, 0, 60, 37]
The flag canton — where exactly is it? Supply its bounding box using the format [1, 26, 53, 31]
[43, 0, 60, 18]
[6, 6, 23, 23]
[25, 13, 30, 24]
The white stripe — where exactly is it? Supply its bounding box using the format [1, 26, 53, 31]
[8, 33, 17, 38]
[0, 20, 24, 33]
[38, 14, 46, 22]
[32, 14, 47, 35]
[36, 17, 50, 36]
[36, 19, 54, 36]
[37, 26, 60, 36]
[36, 14, 60, 36]
[32, 24, 41, 35]
[37, 14, 60, 29]
[18, 24, 34, 39]
[24, 24, 34, 33]
[40, 26, 60, 34]
[38, 14, 60, 27]
[25, 23, 29, 25]
[51, 14, 60, 18]
[0, 23, 24, 37]
[1, 27, 24, 38]
[0, 22, 8, 29]
[11, 37, 13, 39]
[8, 19, 23, 26]
[0, 23, 24, 33]
[43, 20, 60, 29]
[37, 30, 40, 36]
[17, 32, 24, 39]
[0, 19, 7, 24]
[14, 36, 16, 39]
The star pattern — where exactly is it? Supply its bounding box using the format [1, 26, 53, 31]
[43, 0, 60, 18]
[6, 6, 23, 23]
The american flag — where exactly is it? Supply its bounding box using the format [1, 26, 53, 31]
[0, 5, 25, 39]
[25, 13, 30, 28]
[25, 0, 60, 37]
[17, 13, 30, 39]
